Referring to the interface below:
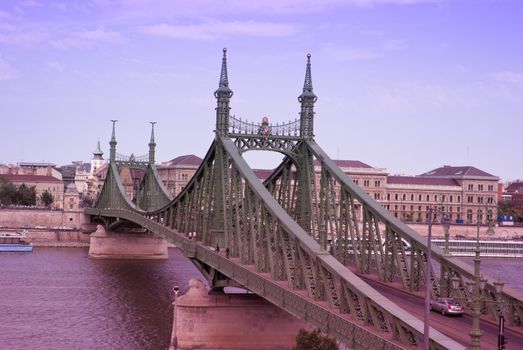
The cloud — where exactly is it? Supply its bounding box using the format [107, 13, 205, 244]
[139, 21, 299, 40]
[0, 57, 17, 80]
[50, 27, 125, 49]
[321, 44, 380, 62]
[491, 71, 523, 87]
[46, 61, 65, 72]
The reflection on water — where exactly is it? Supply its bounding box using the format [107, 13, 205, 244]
[0, 248, 202, 350]
[0, 248, 521, 350]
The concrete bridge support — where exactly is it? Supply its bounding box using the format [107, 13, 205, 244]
[88, 225, 168, 259]
[170, 278, 310, 350]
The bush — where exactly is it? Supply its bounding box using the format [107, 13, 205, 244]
[293, 328, 339, 350]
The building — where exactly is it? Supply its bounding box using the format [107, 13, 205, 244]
[157, 155, 203, 196]
[417, 166, 499, 224]
[0, 174, 64, 209]
[503, 181, 523, 221]
[0, 162, 62, 180]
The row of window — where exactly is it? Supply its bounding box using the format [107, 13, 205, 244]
[467, 184, 495, 192]
[386, 193, 461, 203]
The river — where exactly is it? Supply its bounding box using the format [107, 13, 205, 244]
[0, 248, 521, 350]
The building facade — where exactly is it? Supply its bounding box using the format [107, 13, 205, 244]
[0, 174, 64, 209]
[157, 155, 202, 197]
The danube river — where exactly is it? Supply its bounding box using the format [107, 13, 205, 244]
[1, 248, 522, 350]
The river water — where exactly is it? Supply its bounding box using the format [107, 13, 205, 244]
[0, 248, 200, 350]
[0, 248, 522, 350]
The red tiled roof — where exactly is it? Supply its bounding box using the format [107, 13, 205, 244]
[387, 176, 460, 187]
[159, 155, 202, 168]
[506, 181, 523, 193]
[419, 165, 497, 178]
[0, 174, 62, 183]
[314, 159, 372, 168]
[253, 169, 274, 181]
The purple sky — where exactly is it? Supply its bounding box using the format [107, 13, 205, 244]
[0, 0, 521, 181]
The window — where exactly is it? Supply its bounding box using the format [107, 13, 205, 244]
[375, 180, 381, 187]
[478, 184, 484, 191]
[468, 184, 474, 191]
[426, 194, 430, 201]
[418, 194, 422, 201]
[488, 184, 494, 191]
[466, 210, 473, 223]
[457, 195, 461, 203]
[354, 179, 359, 185]
[467, 196, 473, 203]
[402, 194, 406, 201]
[402, 205, 406, 211]
[364, 179, 370, 187]
[434, 195, 438, 202]
[410, 194, 414, 201]
[450, 195, 453, 203]
[410, 205, 414, 210]
[478, 196, 484, 204]
[394, 205, 398, 210]
[374, 193, 380, 200]
[418, 205, 422, 211]
[387, 193, 390, 200]
[395, 194, 399, 201]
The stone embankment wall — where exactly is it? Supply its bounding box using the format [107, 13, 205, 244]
[0, 208, 91, 246]
[0, 208, 87, 228]
[26, 230, 91, 247]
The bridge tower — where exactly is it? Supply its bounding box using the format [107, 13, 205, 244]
[209, 49, 319, 246]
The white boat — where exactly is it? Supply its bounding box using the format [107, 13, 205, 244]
[0, 232, 33, 252]
[432, 239, 523, 258]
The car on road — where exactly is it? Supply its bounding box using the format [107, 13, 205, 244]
[35, 225, 47, 229]
[430, 297, 464, 316]
[20, 224, 31, 229]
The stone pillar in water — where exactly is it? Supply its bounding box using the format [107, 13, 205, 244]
[88, 225, 168, 259]
[170, 278, 310, 350]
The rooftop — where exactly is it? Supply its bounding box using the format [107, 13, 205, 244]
[159, 154, 202, 168]
[1, 174, 62, 183]
[419, 165, 498, 179]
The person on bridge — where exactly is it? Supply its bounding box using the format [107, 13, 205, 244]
[258, 116, 271, 136]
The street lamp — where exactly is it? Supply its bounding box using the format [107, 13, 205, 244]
[441, 213, 451, 255]
[172, 285, 180, 350]
[449, 207, 503, 350]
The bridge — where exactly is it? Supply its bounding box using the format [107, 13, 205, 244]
[85, 49, 523, 350]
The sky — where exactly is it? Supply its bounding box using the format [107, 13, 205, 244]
[0, 0, 521, 182]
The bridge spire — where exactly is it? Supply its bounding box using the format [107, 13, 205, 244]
[214, 48, 233, 136]
[109, 120, 118, 162]
[149, 121, 156, 164]
[298, 53, 317, 139]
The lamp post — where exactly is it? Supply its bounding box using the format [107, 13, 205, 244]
[442, 213, 451, 255]
[172, 285, 180, 350]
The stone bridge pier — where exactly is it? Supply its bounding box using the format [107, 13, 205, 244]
[88, 225, 168, 259]
[170, 278, 310, 350]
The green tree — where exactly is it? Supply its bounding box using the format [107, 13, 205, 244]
[0, 177, 17, 205]
[17, 183, 37, 206]
[41, 190, 54, 207]
[293, 329, 339, 350]
[498, 201, 522, 222]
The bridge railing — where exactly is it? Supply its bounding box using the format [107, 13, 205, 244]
[306, 140, 523, 327]
[229, 115, 300, 137]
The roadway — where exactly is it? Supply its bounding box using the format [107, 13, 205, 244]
[358, 274, 523, 349]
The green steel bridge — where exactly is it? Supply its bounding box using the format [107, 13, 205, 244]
[85, 49, 523, 350]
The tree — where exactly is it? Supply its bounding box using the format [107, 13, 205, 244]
[293, 329, 339, 350]
[0, 177, 17, 205]
[41, 190, 54, 207]
[17, 183, 37, 206]
[498, 201, 522, 222]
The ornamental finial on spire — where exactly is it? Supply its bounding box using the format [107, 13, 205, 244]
[299, 53, 316, 100]
[149, 121, 156, 145]
[214, 48, 233, 98]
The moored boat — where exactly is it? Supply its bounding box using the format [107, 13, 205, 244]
[0, 232, 33, 252]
